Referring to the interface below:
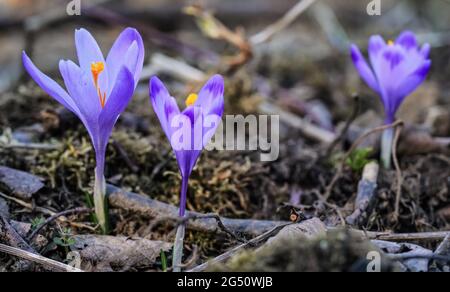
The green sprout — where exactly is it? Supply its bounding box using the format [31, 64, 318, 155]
[30, 216, 45, 230]
[160, 249, 168, 272]
[345, 148, 374, 173]
[53, 227, 76, 254]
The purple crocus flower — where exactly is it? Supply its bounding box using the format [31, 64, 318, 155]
[350, 31, 431, 168]
[149, 75, 224, 271]
[22, 28, 145, 232]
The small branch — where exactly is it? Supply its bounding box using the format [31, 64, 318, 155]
[141, 53, 207, 83]
[0, 243, 82, 272]
[361, 230, 450, 242]
[0, 192, 53, 216]
[323, 120, 404, 201]
[0, 214, 38, 271]
[27, 207, 92, 241]
[0, 142, 61, 151]
[184, 5, 253, 72]
[435, 234, 450, 256]
[309, 1, 349, 52]
[84, 4, 220, 64]
[387, 254, 450, 263]
[106, 184, 288, 238]
[0, 192, 96, 232]
[259, 101, 336, 144]
[181, 213, 247, 243]
[0, 215, 35, 254]
[392, 124, 404, 221]
[346, 162, 380, 226]
[250, 0, 318, 45]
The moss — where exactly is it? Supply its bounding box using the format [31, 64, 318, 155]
[208, 229, 397, 272]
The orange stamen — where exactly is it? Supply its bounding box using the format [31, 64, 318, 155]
[185, 93, 198, 107]
[91, 62, 107, 108]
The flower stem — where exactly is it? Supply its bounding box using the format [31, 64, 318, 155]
[381, 127, 394, 169]
[172, 222, 186, 272]
[94, 167, 109, 234]
[172, 176, 189, 272]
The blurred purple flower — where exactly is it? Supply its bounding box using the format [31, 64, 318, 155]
[350, 31, 431, 168]
[350, 31, 431, 124]
[150, 75, 224, 217]
[22, 28, 145, 232]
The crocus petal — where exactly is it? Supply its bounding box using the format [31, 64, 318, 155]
[374, 46, 407, 107]
[75, 28, 105, 71]
[396, 31, 418, 50]
[124, 42, 139, 81]
[350, 45, 379, 93]
[394, 60, 431, 105]
[150, 76, 181, 140]
[196, 75, 224, 114]
[59, 60, 101, 119]
[75, 28, 108, 93]
[382, 48, 405, 70]
[368, 35, 386, 68]
[106, 28, 144, 86]
[59, 59, 100, 144]
[420, 43, 431, 59]
[176, 106, 203, 178]
[97, 67, 135, 152]
[164, 96, 181, 138]
[22, 52, 79, 115]
[202, 89, 224, 148]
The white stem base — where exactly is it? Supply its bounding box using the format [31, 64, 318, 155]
[94, 171, 109, 234]
[381, 127, 394, 169]
[172, 223, 186, 272]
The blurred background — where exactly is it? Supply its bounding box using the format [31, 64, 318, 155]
[1, 0, 450, 122]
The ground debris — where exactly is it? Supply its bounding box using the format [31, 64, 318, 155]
[263, 218, 326, 248]
[0, 197, 9, 219]
[372, 240, 434, 272]
[107, 184, 287, 238]
[346, 162, 379, 226]
[0, 166, 44, 200]
[209, 229, 396, 272]
[72, 235, 172, 272]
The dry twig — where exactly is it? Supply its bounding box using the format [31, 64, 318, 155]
[0, 243, 82, 272]
[0, 192, 95, 232]
[323, 120, 404, 201]
[184, 5, 253, 71]
[250, 0, 318, 45]
[259, 102, 336, 144]
[107, 185, 287, 238]
[392, 124, 404, 221]
[27, 207, 92, 241]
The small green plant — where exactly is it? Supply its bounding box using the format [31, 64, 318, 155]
[160, 249, 168, 272]
[84, 192, 99, 226]
[345, 148, 374, 173]
[30, 216, 45, 230]
[53, 227, 76, 254]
